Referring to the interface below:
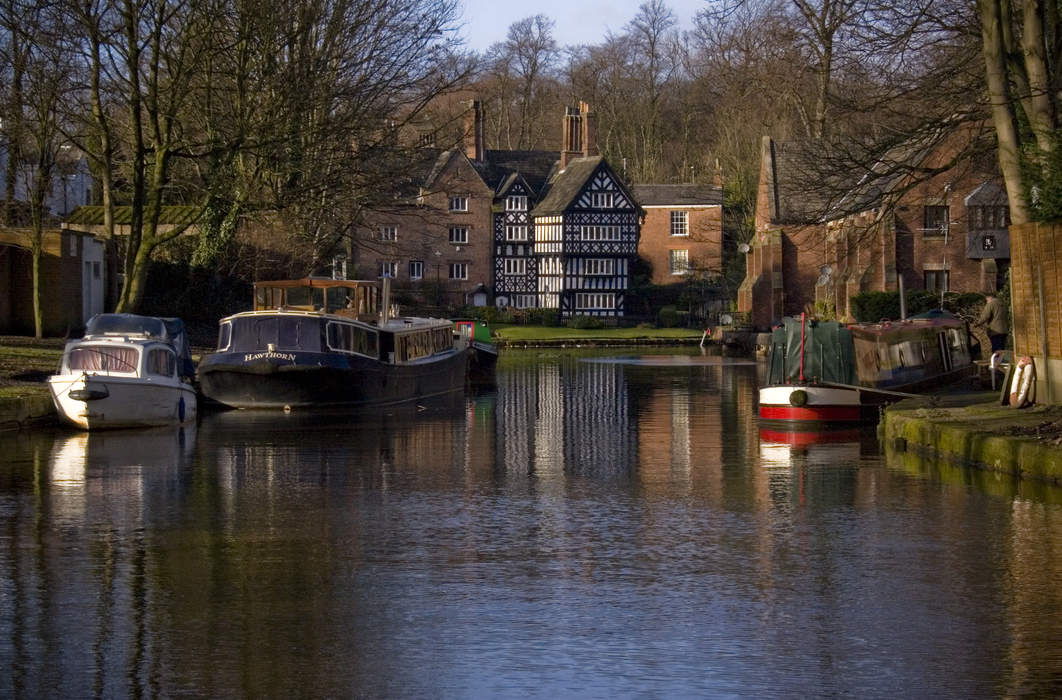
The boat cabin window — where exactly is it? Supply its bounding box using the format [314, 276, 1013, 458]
[146, 348, 176, 377]
[67, 345, 139, 373]
[217, 322, 232, 351]
[395, 326, 453, 362]
[326, 322, 378, 357]
[230, 316, 323, 352]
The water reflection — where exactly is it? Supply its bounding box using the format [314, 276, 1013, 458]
[2, 350, 1062, 696]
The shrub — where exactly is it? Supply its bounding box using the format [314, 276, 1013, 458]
[849, 289, 986, 322]
[657, 305, 681, 327]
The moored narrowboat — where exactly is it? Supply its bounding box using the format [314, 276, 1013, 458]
[197, 278, 469, 409]
[759, 310, 974, 426]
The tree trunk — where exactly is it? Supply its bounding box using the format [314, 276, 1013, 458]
[980, 0, 1030, 224]
[31, 240, 42, 339]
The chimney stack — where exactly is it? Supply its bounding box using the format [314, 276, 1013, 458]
[465, 100, 485, 161]
[561, 102, 598, 169]
[579, 101, 597, 157]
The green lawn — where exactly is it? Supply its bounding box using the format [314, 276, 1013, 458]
[493, 325, 704, 341]
[0, 339, 64, 399]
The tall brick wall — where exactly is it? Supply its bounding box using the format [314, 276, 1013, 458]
[639, 205, 723, 285]
[1010, 222, 1062, 403]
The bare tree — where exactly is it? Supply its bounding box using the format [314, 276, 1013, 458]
[979, 0, 1062, 224]
[480, 15, 561, 150]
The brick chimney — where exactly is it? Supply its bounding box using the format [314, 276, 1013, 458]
[560, 106, 582, 169]
[465, 100, 485, 161]
[579, 101, 597, 157]
[561, 102, 597, 169]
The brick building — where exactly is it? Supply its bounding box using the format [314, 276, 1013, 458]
[631, 184, 723, 285]
[739, 127, 1009, 328]
[353, 101, 642, 317]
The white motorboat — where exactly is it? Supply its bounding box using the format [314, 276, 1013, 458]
[47, 314, 198, 430]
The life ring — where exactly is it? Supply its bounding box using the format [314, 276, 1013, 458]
[1009, 356, 1036, 408]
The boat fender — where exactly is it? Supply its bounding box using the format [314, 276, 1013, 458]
[789, 389, 808, 407]
[178, 396, 186, 422]
[1009, 356, 1036, 408]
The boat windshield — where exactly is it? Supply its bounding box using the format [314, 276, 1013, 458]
[85, 313, 167, 339]
[67, 345, 139, 373]
[230, 315, 323, 352]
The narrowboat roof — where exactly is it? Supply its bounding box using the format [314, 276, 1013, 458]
[848, 310, 965, 337]
[220, 308, 453, 331]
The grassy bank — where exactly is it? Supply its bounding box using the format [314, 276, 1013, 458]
[0, 337, 63, 399]
[493, 325, 704, 342]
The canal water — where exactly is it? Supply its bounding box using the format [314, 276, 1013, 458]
[2, 348, 1062, 698]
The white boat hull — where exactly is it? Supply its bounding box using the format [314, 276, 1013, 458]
[48, 374, 197, 430]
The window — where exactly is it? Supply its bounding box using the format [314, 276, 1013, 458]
[147, 348, 176, 377]
[449, 226, 468, 244]
[449, 263, 468, 280]
[409, 260, 424, 280]
[449, 195, 468, 211]
[670, 211, 689, 236]
[504, 258, 526, 275]
[924, 269, 949, 292]
[378, 225, 397, 241]
[971, 205, 1009, 230]
[217, 322, 232, 351]
[584, 258, 614, 276]
[669, 249, 690, 275]
[512, 294, 535, 309]
[67, 346, 138, 373]
[575, 293, 616, 310]
[380, 261, 397, 277]
[579, 225, 621, 241]
[92, 262, 101, 279]
[68, 235, 77, 257]
[327, 322, 379, 357]
[505, 225, 528, 241]
[923, 205, 949, 237]
[506, 195, 527, 211]
[591, 192, 614, 208]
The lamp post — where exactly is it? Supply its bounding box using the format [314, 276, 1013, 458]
[433, 250, 442, 307]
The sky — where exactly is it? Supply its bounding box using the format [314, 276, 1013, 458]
[456, 0, 705, 53]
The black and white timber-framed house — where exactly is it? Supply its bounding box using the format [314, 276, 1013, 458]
[483, 101, 642, 318]
[354, 100, 642, 317]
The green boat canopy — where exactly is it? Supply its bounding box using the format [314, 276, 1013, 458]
[765, 316, 856, 386]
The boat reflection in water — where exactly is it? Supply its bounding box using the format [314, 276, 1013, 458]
[758, 425, 880, 465]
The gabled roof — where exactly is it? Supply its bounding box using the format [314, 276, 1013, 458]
[532, 156, 607, 216]
[965, 181, 1007, 206]
[475, 150, 559, 196]
[632, 184, 723, 207]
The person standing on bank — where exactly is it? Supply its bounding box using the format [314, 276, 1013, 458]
[976, 294, 1009, 352]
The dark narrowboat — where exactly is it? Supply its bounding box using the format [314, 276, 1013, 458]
[197, 278, 469, 409]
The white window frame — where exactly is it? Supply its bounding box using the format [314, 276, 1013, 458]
[670, 211, 689, 237]
[449, 263, 468, 280]
[504, 258, 526, 275]
[449, 226, 468, 244]
[584, 258, 614, 276]
[591, 192, 614, 208]
[506, 195, 528, 211]
[669, 249, 690, 275]
[505, 225, 528, 241]
[575, 293, 616, 310]
[380, 261, 398, 278]
[378, 225, 398, 241]
[513, 294, 535, 309]
[579, 225, 621, 241]
[449, 195, 468, 212]
[409, 260, 424, 280]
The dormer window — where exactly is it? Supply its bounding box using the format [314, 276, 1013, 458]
[591, 192, 614, 208]
[506, 195, 528, 211]
[449, 195, 468, 212]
